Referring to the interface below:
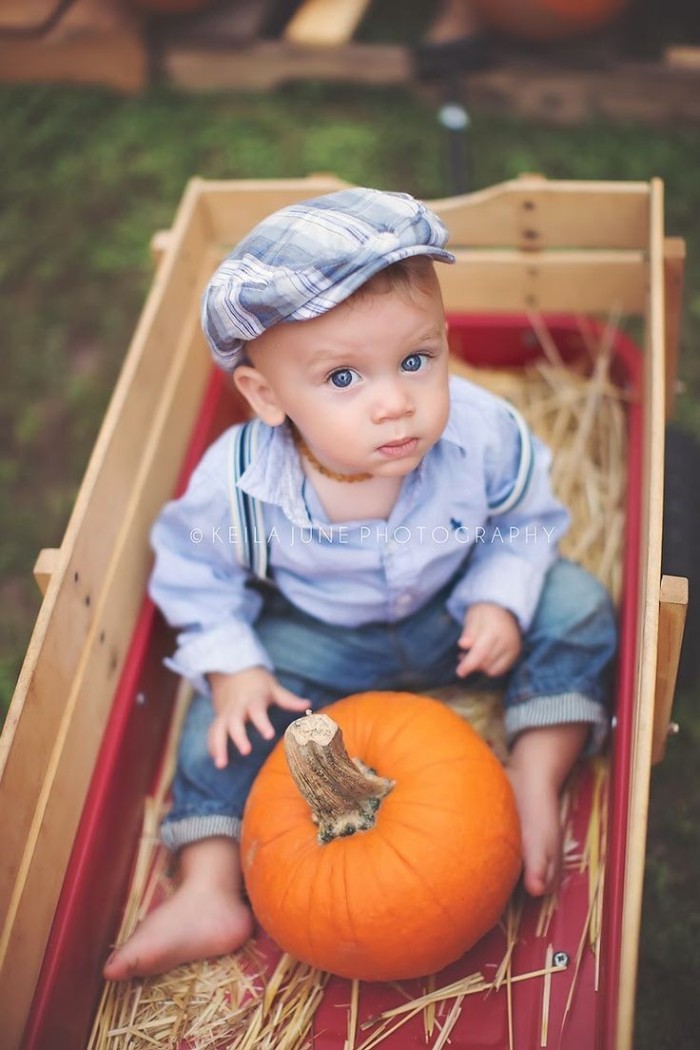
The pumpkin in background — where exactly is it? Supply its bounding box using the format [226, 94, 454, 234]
[241, 691, 522, 981]
[470, 0, 630, 41]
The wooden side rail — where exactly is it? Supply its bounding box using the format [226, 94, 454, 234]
[652, 574, 688, 764]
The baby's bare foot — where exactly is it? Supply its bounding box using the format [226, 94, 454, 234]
[507, 764, 562, 897]
[103, 881, 254, 981]
[506, 724, 588, 897]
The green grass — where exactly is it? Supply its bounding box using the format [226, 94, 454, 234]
[637, 684, 700, 1048]
[1, 80, 699, 1046]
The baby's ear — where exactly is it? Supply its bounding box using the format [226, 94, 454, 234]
[233, 365, 286, 426]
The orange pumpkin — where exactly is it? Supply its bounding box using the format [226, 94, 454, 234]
[241, 691, 522, 981]
[470, 0, 630, 41]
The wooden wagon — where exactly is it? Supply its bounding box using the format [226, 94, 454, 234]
[0, 174, 688, 1049]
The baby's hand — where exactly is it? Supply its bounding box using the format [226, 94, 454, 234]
[456, 602, 522, 679]
[207, 667, 309, 766]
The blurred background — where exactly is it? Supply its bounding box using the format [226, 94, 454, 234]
[1, 1, 699, 1045]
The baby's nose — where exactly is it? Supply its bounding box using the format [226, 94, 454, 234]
[372, 379, 414, 420]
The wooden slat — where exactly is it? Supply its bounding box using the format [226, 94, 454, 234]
[0, 32, 146, 94]
[463, 60, 700, 126]
[284, 0, 373, 46]
[616, 178, 667, 1050]
[164, 39, 411, 92]
[0, 181, 216, 1050]
[431, 179, 651, 250]
[439, 249, 646, 315]
[662, 237, 686, 419]
[651, 575, 688, 765]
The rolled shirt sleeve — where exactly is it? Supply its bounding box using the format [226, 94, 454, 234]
[149, 435, 273, 696]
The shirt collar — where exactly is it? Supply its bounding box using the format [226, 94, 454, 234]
[237, 419, 429, 527]
[238, 421, 313, 527]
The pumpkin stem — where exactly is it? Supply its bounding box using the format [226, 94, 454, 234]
[284, 713, 394, 843]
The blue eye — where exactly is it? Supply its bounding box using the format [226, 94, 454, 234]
[329, 368, 357, 389]
[401, 353, 427, 373]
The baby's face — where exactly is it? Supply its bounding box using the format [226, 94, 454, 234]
[242, 280, 451, 480]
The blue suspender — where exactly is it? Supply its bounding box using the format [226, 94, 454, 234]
[227, 419, 270, 581]
[488, 404, 535, 516]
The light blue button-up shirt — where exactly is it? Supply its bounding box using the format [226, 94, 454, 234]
[150, 376, 569, 695]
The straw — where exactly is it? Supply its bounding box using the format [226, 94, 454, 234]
[345, 979, 360, 1050]
[540, 944, 554, 1047]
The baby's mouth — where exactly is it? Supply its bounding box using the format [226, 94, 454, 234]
[377, 437, 418, 458]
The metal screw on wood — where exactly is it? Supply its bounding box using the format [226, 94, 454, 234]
[553, 951, 569, 968]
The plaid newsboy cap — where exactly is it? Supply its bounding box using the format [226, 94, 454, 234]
[201, 187, 455, 372]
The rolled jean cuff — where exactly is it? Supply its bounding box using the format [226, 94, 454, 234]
[161, 813, 242, 852]
[504, 693, 609, 754]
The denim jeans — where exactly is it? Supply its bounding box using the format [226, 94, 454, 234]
[161, 558, 616, 850]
